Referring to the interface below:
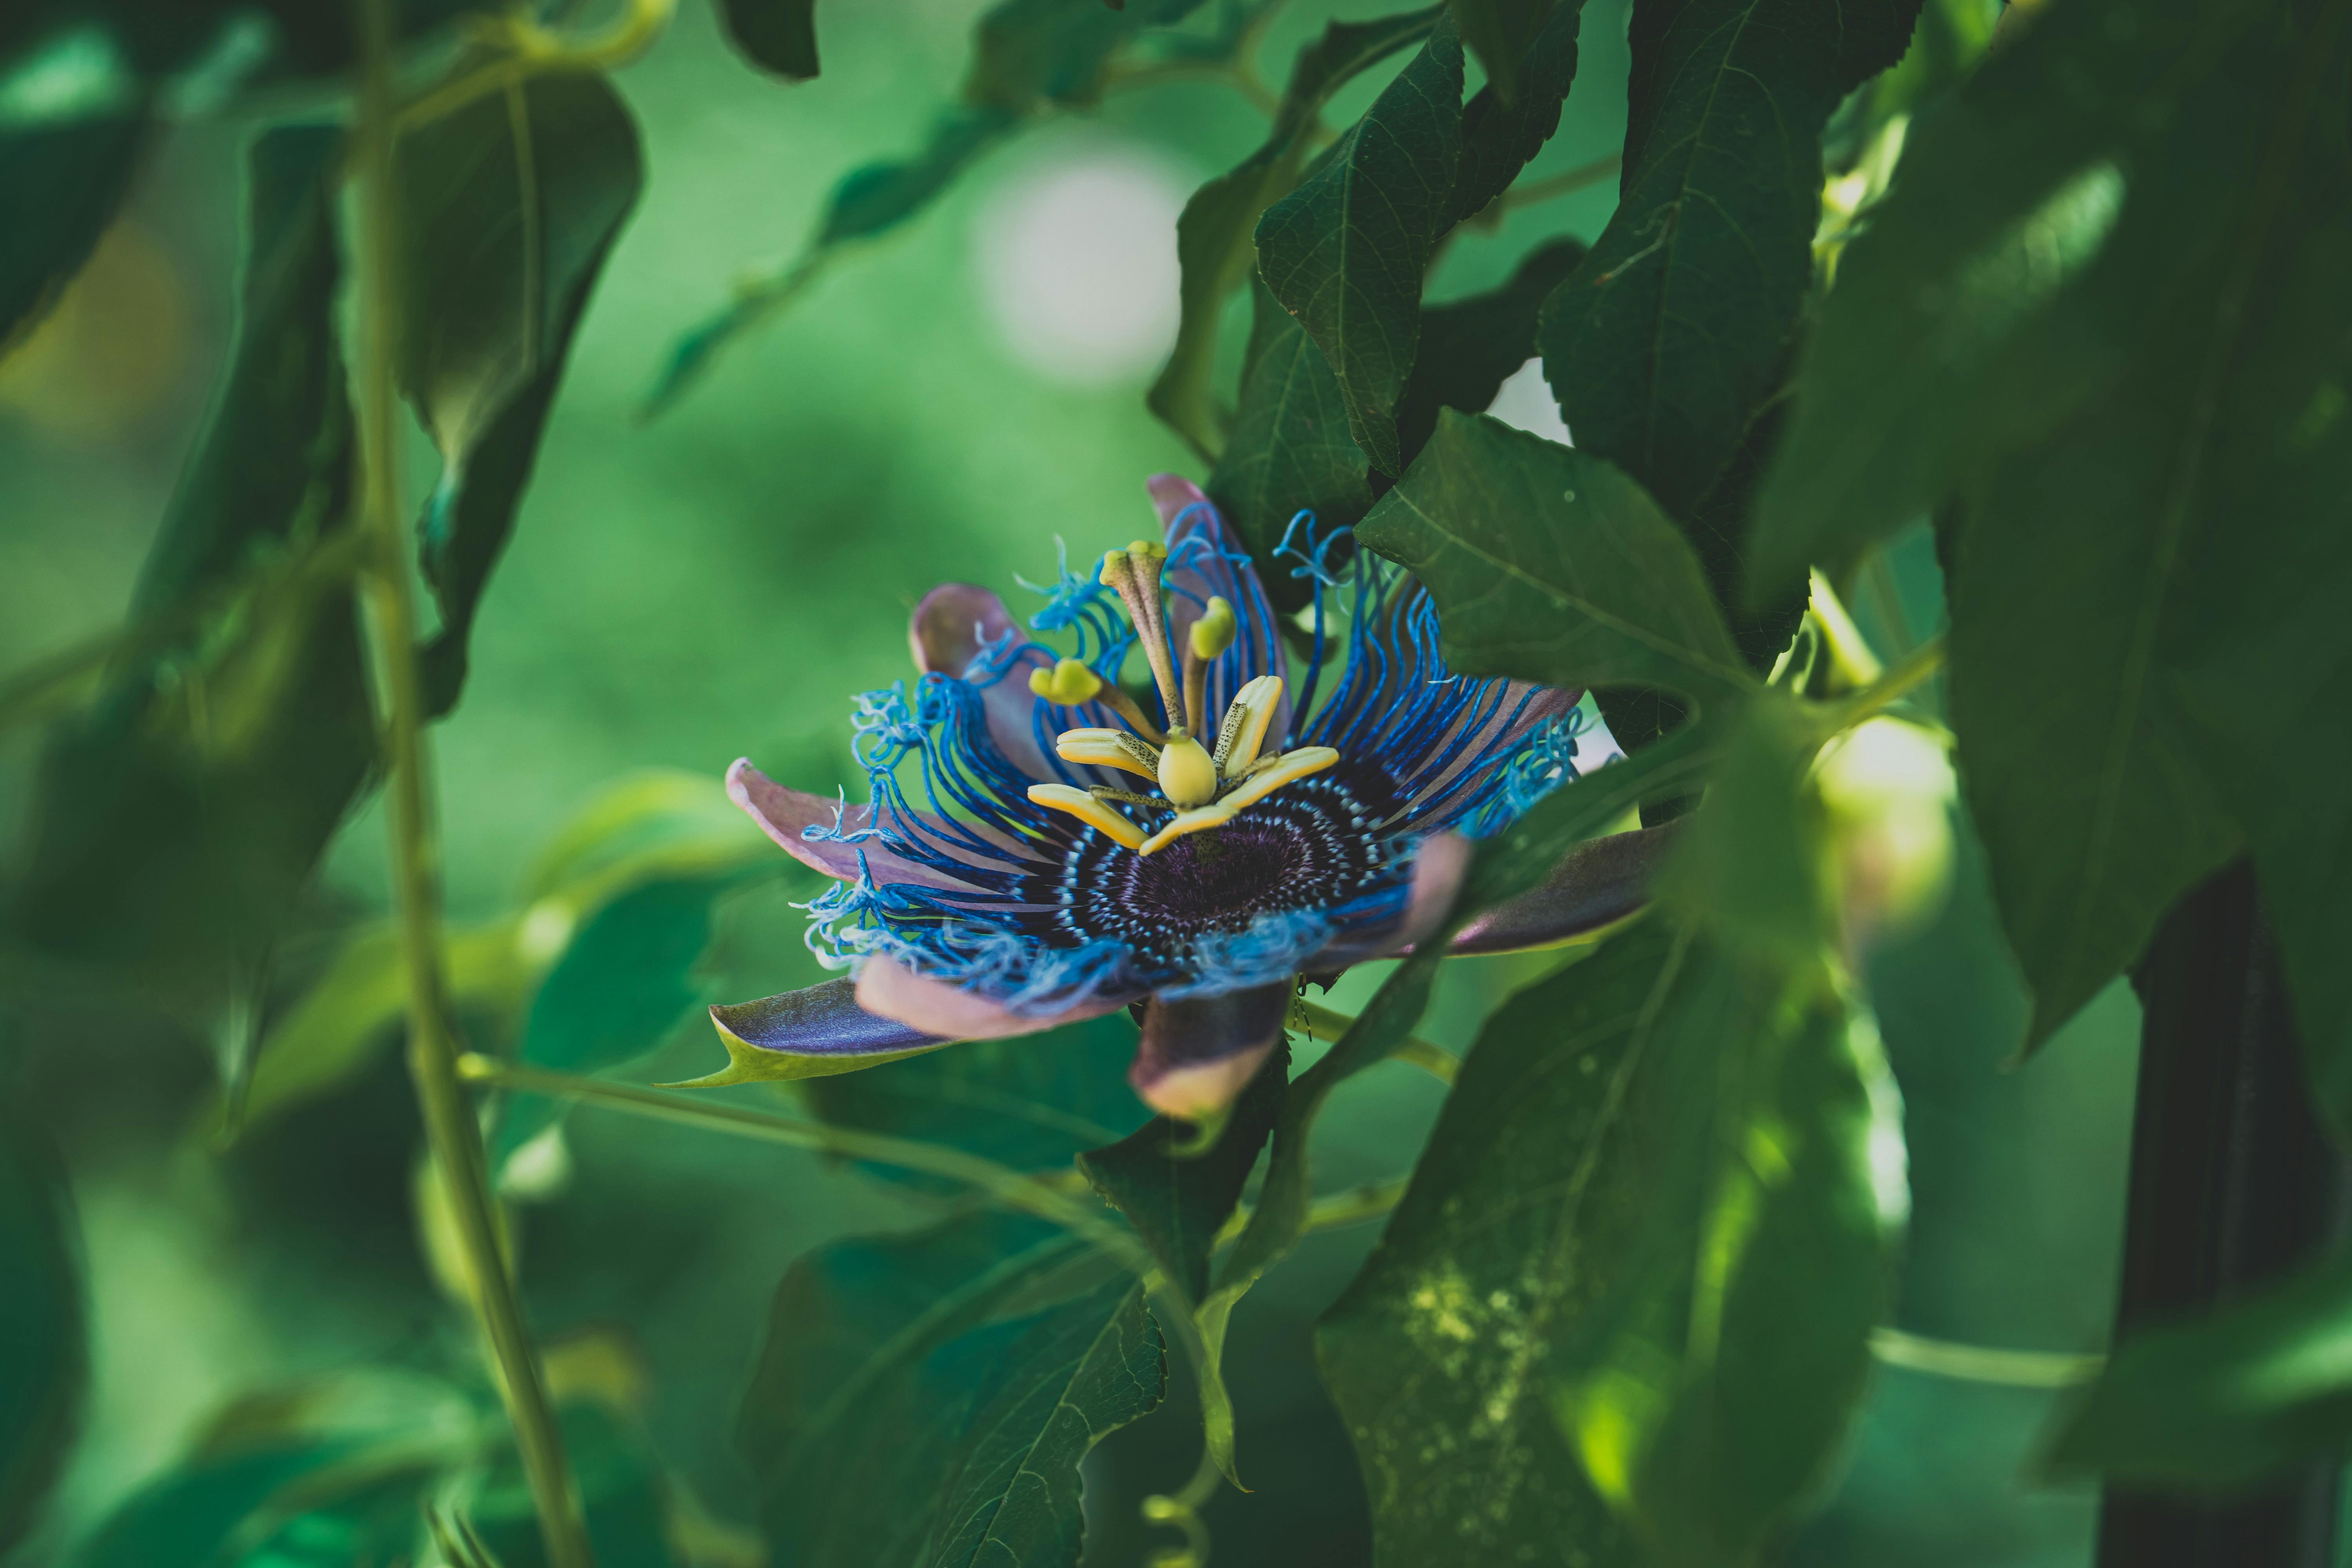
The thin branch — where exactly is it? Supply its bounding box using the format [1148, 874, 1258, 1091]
[347, 4, 592, 1563]
[1870, 1327, 2103, 1388]
[1500, 152, 1623, 212]
[1293, 998, 1459, 1085]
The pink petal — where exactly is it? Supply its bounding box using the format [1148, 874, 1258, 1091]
[854, 955, 1132, 1040]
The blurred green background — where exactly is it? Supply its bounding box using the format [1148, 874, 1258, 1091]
[0, 0, 2139, 1560]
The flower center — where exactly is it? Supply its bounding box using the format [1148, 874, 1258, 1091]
[1018, 543, 1338, 858]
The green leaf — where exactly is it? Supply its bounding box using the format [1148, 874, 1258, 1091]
[1395, 236, 1585, 464]
[1757, 0, 2352, 1056]
[806, 1010, 1151, 1192]
[0, 113, 147, 349]
[396, 69, 644, 717]
[1450, 0, 1552, 106]
[492, 872, 742, 1169]
[2045, 1252, 2352, 1492]
[1207, 275, 1376, 612]
[71, 1447, 369, 1568]
[4, 124, 371, 1005]
[1255, 13, 1466, 477]
[1078, 1040, 1287, 1301]
[1356, 410, 1750, 710]
[0, 1105, 80, 1555]
[1148, 4, 1445, 459]
[739, 1212, 1164, 1568]
[1448, 0, 1584, 223]
[1318, 920, 1894, 1564]
[716, 0, 820, 80]
[1537, 0, 1922, 522]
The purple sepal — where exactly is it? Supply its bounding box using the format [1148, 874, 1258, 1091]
[1129, 983, 1291, 1116]
[713, 978, 942, 1056]
[1448, 824, 1682, 955]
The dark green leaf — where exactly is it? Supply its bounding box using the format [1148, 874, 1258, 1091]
[1395, 236, 1585, 463]
[717, 0, 820, 79]
[1148, 4, 1445, 459]
[1448, 0, 1583, 223]
[1319, 920, 1893, 1564]
[1356, 410, 1749, 710]
[1820, 0, 2002, 174]
[493, 873, 739, 1169]
[1078, 1040, 1287, 1300]
[1256, 14, 1466, 477]
[1450, 0, 1552, 105]
[1207, 276, 1376, 611]
[2045, 1253, 2352, 1492]
[5, 125, 371, 1005]
[740, 1212, 1164, 1568]
[397, 69, 643, 716]
[0, 1105, 80, 1555]
[807, 1009, 1151, 1192]
[0, 113, 147, 350]
[1537, 0, 1922, 521]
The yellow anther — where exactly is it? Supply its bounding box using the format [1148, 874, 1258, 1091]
[1054, 727, 1162, 780]
[1217, 746, 1337, 813]
[1098, 549, 1132, 588]
[1157, 728, 1220, 808]
[1026, 784, 1147, 850]
[1028, 657, 1105, 706]
[1213, 675, 1285, 777]
[1188, 596, 1236, 662]
[1137, 802, 1239, 857]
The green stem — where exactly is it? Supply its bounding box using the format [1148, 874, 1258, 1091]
[1834, 632, 1946, 728]
[1868, 1327, 2102, 1388]
[347, 7, 592, 1564]
[1294, 999, 1457, 1084]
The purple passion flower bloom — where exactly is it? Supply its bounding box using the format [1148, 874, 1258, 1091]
[708, 477, 1638, 1116]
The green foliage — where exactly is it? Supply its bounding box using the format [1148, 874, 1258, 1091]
[399, 69, 645, 715]
[5, 125, 369, 1008]
[1450, 0, 1554, 106]
[2046, 1252, 2352, 1493]
[0, 114, 146, 347]
[1321, 921, 1891, 1566]
[1078, 1040, 1287, 1300]
[1537, 0, 1921, 524]
[737, 1213, 1164, 1568]
[0, 1105, 80, 1555]
[1394, 236, 1584, 463]
[1255, 15, 1466, 477]
[716, 0, 822, 81]
[1755, 0, 2352, 1069]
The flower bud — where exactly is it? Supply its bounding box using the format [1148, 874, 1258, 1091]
[1814, 717, 1956, 943]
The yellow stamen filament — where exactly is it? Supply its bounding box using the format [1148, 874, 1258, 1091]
[1215, 746, 1337, 813]
[1214, 675, 1285, 777]
[1054, 727, 1163, 781]
[1157, 728, 1220, 809]
[1025, 784, 1146, 851]
[1138, 802, 1238, 857]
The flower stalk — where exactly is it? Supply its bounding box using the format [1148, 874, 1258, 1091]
[348, 4, 592, 1563]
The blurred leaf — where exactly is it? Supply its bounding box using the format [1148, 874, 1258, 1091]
[1757, 0, 2352, 1062]
[1256, 13, 1465, 477]
[1078, 1040, 1286, 1301]
[1394, 235, 1584, 463]
[466, 1403, 682, 1568]
[0, 1105, 81, 1555]
[1537, 0, 1922, 523]
[1357, 411, 1749, 709]
[1319, 919, 1893, 1564]
[71, 1446, 369, 1568]
[0, 113, 147, 350]
[807, 1009, 1150, 1192]
[1448, 0, 1583, 223]
[1450, 0, 1551, 105]
[2046, 1252, 2352, 1492]
[716, 0, 820, 80]
[1148, 4, 1445, 459]
[492, 872, 743, 1169]
[228, 1473, 436, 1568]
[1206, 276, 1375, 612]
[1821, 0, 2001, 173]
[739, 1212, 1163, 1568]
[398, 70, 644, 717]
[5, 124, 371, 1006]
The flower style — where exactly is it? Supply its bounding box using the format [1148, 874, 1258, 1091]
[704, 476, 1662, 1116]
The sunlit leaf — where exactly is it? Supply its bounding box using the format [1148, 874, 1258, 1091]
[4, 124, 371, 1007]
[0, 1106, 80, 1555]
[1319, 920, 1895, 1564]
[398, 69, 644, 716]
[739, 1212, 1163, 1568]
[716, 0, 820, 80]
[1537, 0, 1922, 522]
[1357, 410, 1749, 709]
[1256, 13, 1465, 477]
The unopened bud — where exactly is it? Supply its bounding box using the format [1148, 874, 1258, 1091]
[1815, 717, 1956, 942]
